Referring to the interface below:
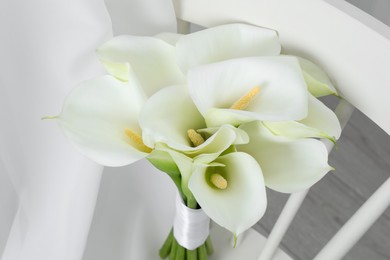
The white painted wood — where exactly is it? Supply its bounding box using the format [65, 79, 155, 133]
[258, 191, 308, 260]
[173, 0, 390, 135]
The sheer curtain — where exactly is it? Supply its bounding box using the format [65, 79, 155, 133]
[0, 0, 177, 259]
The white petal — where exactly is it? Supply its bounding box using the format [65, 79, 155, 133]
[299, 94, 341, 139]
[189, 152, 267, 236]
[196, 126, 249, 145]
[264, 95, 341, 141]
[298, 57, 338, 97]
[154, 32, 182, 46]
[186, 125, 246, 158]
[96, 60, 130, 82]
[163, 148, 196, 202]
[177, 23, 281, 73]
[238, 122, 332, 193]
[97, 35, 185, 96]
[58, 75, 148, 167]
[147, 149, 181, 177]
[139, 85, 206, 150]
[140, 85, 247, 157]
[264, 121, 332, 141]
[188, 56, 309, 126]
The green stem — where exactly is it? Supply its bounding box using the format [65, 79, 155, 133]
[186, 197, 198, 209]
[169, 238, 178, 260]
[205, 236, 214, 255]
[197, 244, 208, 260]
[159, 229, 174, 259]
[175, 243, 186, 260]
[186, 249, 197, 260]
[171, 175, 187, 202]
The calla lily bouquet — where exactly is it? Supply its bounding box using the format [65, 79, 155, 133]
[51, 24, 341, 259]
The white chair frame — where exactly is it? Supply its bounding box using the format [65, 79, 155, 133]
[173, 0, 390, 259]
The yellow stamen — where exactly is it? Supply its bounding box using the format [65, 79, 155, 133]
[210, 173, 228, 190]
[230, 86, 261, 110]
[187, 129, 205, 147]
[124, 128, 152, 153]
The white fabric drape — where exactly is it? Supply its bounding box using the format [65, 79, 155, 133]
[0, 0, 177, 259]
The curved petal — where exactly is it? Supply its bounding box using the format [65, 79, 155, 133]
[147, 149, 181, 177]
[264, 121, 335, 142]
[298, 57, 338, 97]
[164, 148, 196, 203]
[188, 56, 309, 127]
[58, 75, 148, 167]
[139, 85, 206, 150]
[176, 23, 281, 73]
[189, 152, 267, 236]
[264, 94, 341, 141]
[196, 126, 249, 146]
[238, 122, 332, 193]
[97, 35, 185, 96]
[299, 94, 341, 139]
[154, 32, 182, 46]
[140, 85, 247, 157]
[186, 125, 247, 158]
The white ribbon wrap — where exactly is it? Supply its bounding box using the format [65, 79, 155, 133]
[173, 194, 211, 250]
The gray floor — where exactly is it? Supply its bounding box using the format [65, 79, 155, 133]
[253, 95, 390, 259]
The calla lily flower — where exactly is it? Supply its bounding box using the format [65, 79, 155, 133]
[188, 152, 267, 238]
[264, 94, 341, 141]
[238, 121, 333, 193]
[262, 58, 341, 141]
[139, 84, 249, 157]
[298, 57, 338, 97]
[56, 75, 150, 167]
[97, 35, 185, 96]
[186, 54, 341, 140]
[175, 23, 281, 73]
[151, 146, 267, 238]
[187, 56, 309, 127]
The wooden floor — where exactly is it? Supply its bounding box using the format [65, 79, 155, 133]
[253, 95, 390, 260]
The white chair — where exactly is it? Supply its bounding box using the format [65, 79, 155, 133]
[169, 1, 390, 259]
